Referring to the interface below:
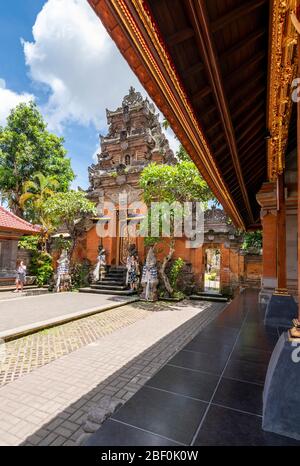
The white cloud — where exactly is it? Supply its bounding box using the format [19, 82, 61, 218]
[22, 0, 145, 132]
[0, 78, 34, 126]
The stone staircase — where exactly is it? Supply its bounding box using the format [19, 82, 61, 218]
[189, 291, 228, 303]
[79, 267, 137, 296]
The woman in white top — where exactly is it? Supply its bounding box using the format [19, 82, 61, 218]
[14, 260, 27, 293]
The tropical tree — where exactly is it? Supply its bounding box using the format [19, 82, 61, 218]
[242, 230, 263, 251]
[0, 101, 75, 216]
[42, 191, 97, 260]
[19, 173, 61, 250]
[20, 173, 60, 223]
[176, 144, 191, 162]
[139, 161, 215, 295]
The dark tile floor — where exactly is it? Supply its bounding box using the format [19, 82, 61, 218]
[86, 290, 300, 446]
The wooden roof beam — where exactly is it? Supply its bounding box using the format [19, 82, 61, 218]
[211, 130, 226, 147]
[221, 28, 266, 61]
[238, 127, 265, 153]
[232, 86, 266, 120]
[166, 27, 195, 47]
[187, 0, 254, 224]
[222, 141, 266, 176]
[192, 85, 212, 103]
[235, 101, 265, 132]
[206, 120, 222, 135]
[225, 50, 266, 86]
[213, 141, 227, 157]
[236, 113, 265, 144]
[245, 166, 266, 185]
[228, 72, 265, 107]
[211, 0, 267, 33]
[241, 140, 266, 164]
[181, 61, 204, 79]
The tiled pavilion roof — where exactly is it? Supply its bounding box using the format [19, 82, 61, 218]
[0, 206, 40, 234]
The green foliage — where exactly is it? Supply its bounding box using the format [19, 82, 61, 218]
[140, 161, 214, 206]
[169, 258, 185, 290]
[207, 272, 217, 281]
[42, 191, 96, 234]
[18, 235, 39, 251]
[162, 119, 169, 130]
[242, 230, 263, 251]
[0, 101, 74, 216]
[29, 251, 53, 286]
[139, 161, 215, 241]
[20, 173, 60, 224]
[143, 236, 159, 249]
[172, 291, 185, 300]
[42, 191, 96, 259]
[70, 261, 91, 290]
[176, 145, 191, 162]
[51, 236, 72, 253]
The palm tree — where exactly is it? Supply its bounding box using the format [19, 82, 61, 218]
[20, 173, 60, 250]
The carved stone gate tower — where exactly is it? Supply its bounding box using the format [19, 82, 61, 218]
[86, 87, 175, 266]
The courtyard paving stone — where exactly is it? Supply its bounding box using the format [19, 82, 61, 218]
[0, 291, 137, 339]
[0, 304, 149, 386]
[0, 299, 224, 445]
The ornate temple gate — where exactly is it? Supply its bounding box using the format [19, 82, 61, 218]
[115, 208, 141, 266]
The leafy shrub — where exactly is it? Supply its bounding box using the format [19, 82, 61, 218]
[29, 251, 53, 286]
[51, 236, 72, 253]
[169, 258, 185, 290]
[70, 261, 91, 290]
[207, 272, 217, 281]
[242, 230, 262, 251]
[18, 235, 39, 251]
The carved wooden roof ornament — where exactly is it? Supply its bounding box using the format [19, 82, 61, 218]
[267, 0, 298, 181]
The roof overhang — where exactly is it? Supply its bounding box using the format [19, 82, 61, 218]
[88, 0, 299, 230]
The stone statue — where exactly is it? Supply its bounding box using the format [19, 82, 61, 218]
[140, 247, 159, 301]
[55, 250, 71, 292]
[92, 246, 106, 283]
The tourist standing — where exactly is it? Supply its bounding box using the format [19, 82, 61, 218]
[14, 260, 27, 293]
[126, 254, 139, 291]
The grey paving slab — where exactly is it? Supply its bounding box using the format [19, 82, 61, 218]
[0, 299, 223, 445]
[0, 292, 137, 336]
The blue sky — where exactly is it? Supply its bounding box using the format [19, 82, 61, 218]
[0, 0, 179, 190]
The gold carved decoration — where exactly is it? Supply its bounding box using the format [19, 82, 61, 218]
[268, 0, 299, 181]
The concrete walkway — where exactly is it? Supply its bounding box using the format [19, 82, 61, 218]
[0, 300, 223, 446]
[0, 292, 137, 340]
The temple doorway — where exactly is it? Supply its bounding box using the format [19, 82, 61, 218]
[204, 248, 221, 293]
[115, 210, 140, 266]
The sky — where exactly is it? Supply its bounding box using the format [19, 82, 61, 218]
[0, 0, 179, 189]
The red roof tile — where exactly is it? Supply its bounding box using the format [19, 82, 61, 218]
[0, 206, 40, 234]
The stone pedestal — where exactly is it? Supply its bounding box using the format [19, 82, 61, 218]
[264, 293, 298, 328]
[259, 279, 276, 305]
[263, 332, 300, 441]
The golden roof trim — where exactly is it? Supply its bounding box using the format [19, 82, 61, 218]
[267, 0, 298, 181]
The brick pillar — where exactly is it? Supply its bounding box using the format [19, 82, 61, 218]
[257, 182, 278, 304]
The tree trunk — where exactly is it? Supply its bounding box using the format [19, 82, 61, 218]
[68, 235, 77, 264]
[10, 198, 23, 218]
[159, 238, 175, 296]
